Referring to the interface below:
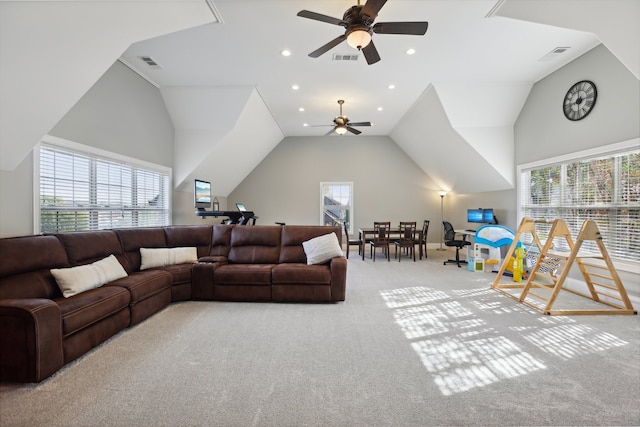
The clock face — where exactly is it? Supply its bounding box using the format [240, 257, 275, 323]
[563, 80, 597, 121]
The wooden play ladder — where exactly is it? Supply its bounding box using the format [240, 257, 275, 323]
[492, 217, 637, 315]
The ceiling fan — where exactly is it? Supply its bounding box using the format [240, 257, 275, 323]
[297, 0, 428, 65]
[315, 100, 371, 135]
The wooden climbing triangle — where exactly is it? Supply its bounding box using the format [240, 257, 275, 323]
[492, 217, 637, 315]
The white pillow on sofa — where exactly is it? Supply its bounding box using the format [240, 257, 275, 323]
[302, 233, 343, 265]
[51, 254, 128, 298]
[140, 247, 198, 270]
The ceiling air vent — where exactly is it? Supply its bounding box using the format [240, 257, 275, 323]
[539, 47, 570, 62]
[333, 54, 359, 61]
[138, 56, 163, 70]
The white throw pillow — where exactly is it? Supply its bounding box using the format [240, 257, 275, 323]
[51, 254, 128, 298]
[140, 247, 198, 270]
[302, 233, 343, 265]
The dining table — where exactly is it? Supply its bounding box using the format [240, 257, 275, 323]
[358, 227, 424, 261]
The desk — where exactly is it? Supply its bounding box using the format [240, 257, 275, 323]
[358, 228, 424, 260]
[454, 229, 476, 240]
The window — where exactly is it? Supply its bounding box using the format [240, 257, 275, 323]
[320, 182, 353, 233]
[36, 138, 171, 233]
[518, 141, 639, 264]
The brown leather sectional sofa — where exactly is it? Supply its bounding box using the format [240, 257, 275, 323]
[0, 224, 345, 383]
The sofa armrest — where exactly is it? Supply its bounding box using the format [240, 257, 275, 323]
[329, 256, 347, 301]
[0, 298, 64, 383]
[191, 263, 217, 300]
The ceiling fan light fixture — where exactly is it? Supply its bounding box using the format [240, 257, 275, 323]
[346, 28, 371, 50]
[335, 125, 348, 135]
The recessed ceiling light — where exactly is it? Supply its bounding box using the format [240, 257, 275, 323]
[298, 107, 305, 112]
[281, 50, 291, 57]
[291, 84, 299, 90]
[377, 107, 383, 111]
[388, 84, 396, 90]
[406, 48, 416, 55]
[303, 123, 309, 127]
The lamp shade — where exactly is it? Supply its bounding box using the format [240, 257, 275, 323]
[335, 125, 348, 135]
[346, 29, 371, 50]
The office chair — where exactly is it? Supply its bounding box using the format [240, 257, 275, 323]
[370, 221, 391, 261]
[343, 221, 362, 259]
[442, 221, 471, 267]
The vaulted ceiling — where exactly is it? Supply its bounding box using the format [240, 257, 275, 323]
[1, 0, 638, 195]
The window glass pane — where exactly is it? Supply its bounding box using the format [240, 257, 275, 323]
[39, 142, 170, 233]
[321, 182, 353, 232]
[519, 149, 639, 263]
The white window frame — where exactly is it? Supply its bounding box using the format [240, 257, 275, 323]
[320, 182, 354, 234]
[34, 135, 172, 233]
[517, 138, 639, 272]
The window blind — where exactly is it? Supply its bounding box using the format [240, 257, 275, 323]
[39, 142, 170, 233]
[519, 149, 639, 263]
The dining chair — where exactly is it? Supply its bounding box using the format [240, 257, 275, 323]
[343, 221, 362, 259]
[395, 221, 417, 262]
[369, 221, 391, 261]
[442, 221, 471, 267]
[416, 220, 429, 259]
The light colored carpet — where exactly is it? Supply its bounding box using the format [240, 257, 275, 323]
[1, 249, 639, 426]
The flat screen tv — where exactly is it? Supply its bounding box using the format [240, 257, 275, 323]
[194, 179, 212, 210]
[467, 208, 484, 223]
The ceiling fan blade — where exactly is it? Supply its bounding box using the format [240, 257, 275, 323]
[372, 21, 429, 35]
[361, 0, 387, 22]
[348, 121, 372, 127]
[346, 126, 362, 135]
[309, 34, 347, 58]
[297, 10, 345, 26]
[325, 128, 336, 136]
[361, 41, 381, 65]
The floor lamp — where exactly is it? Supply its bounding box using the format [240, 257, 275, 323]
[437, 191, 447, 251]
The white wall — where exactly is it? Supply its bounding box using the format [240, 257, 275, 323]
[0, 61, 175, 238]
[220, 135, 446, 242]
[516, 45, 640, 163]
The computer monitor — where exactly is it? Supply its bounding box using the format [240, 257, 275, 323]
[467, 208, 484, 223]
[194, 179, 212, 210]
[236, 203, 247, 212]
[482, 208, 495, 223]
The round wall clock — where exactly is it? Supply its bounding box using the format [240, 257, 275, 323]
[563, 80, 597, 121]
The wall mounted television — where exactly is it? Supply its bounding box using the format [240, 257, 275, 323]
[194, 179, 212, 210]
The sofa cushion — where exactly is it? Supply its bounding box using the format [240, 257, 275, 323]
[214, 264, 273, 285]
[105, 270, 172, 304]
[164, 225, 212, 258]
[51, 255, 128, 298]
[0, 235, 70, 300]
[271, 264, 331, 284]
[140, 247, 197, 270]
[302, 233, 343, 265]
[209, 225, 233, 257]
[228, 226, 281, 264]
[55, 231, 129, 269]
[115, 228, 167, 272]
[279, 226, 342, 263]
[156, 263, 193, 285]
[56, 285, 130, 337]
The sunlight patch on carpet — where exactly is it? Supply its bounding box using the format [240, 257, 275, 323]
[380, 286, 546, 395]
